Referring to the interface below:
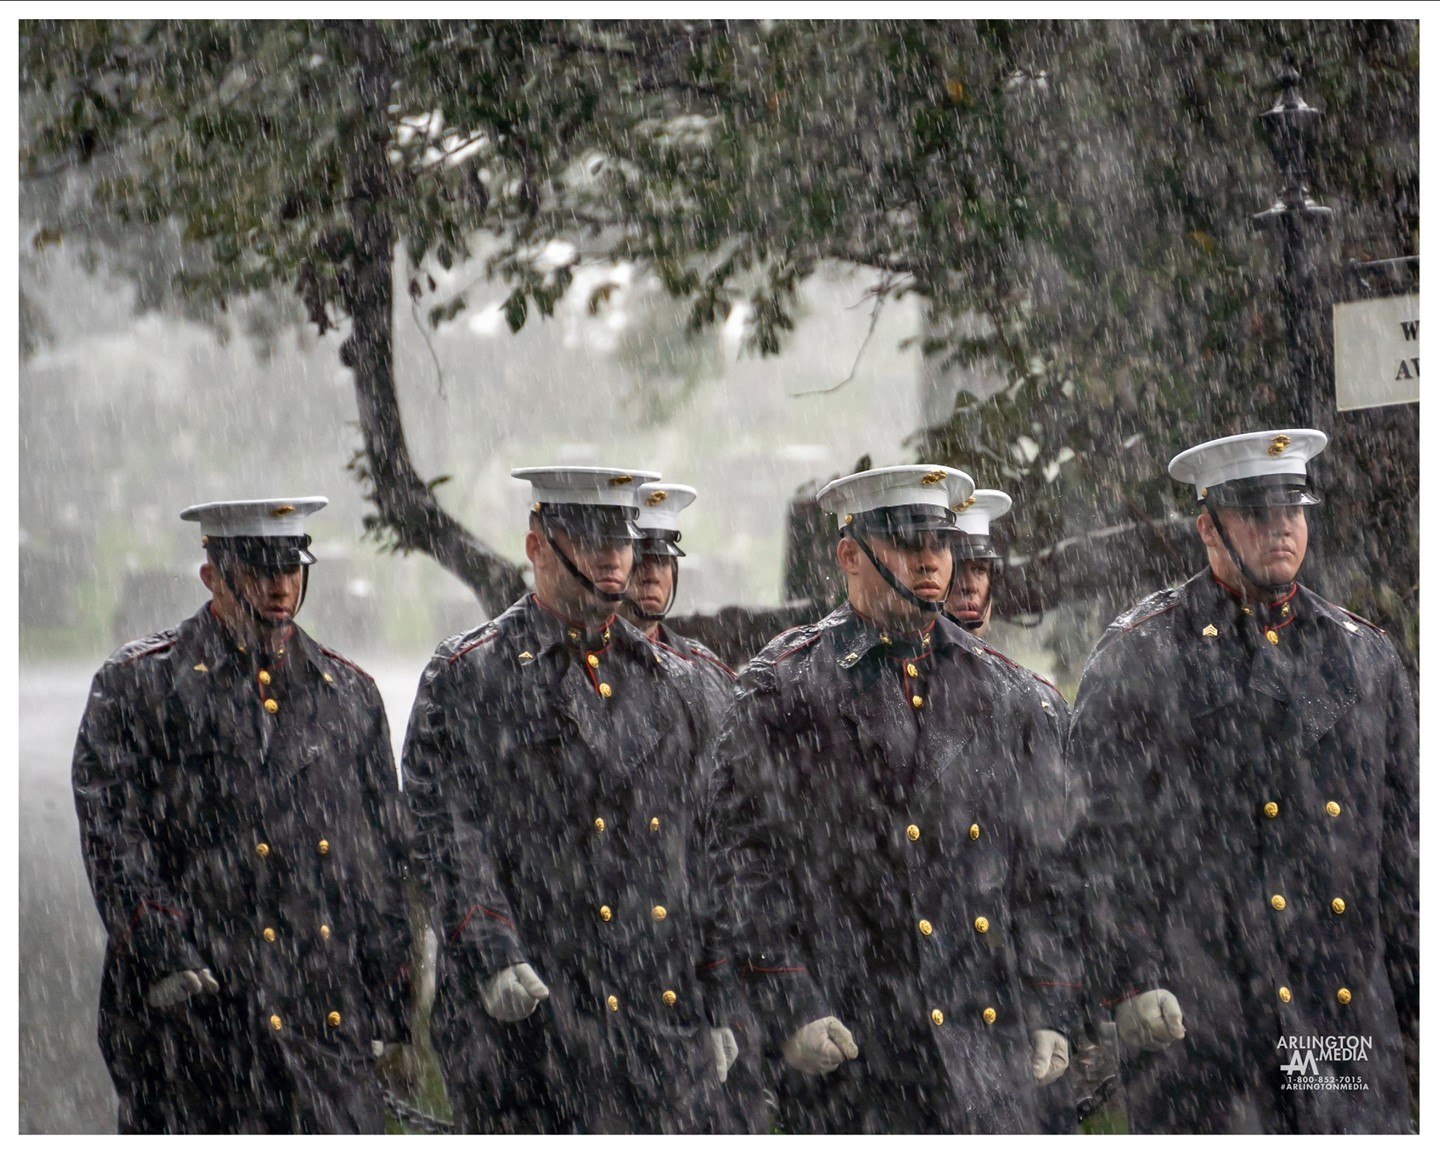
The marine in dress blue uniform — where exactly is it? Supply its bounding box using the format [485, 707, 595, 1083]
[72, 498, 412, 1134]
[1068, 430, 1418, 1133]
[403, 467, 732, 1133]
[709, 465, 1078, 1133]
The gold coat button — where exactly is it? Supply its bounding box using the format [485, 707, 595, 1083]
[1331, 898, 1346, 915]
[974, 916, 990, 934]
[258, 669, 272, 685]
[650, 817, 661, 832]
[1337, 987, 1352, 1006]
[594, 817, 606, 833]
[906, 662, 919, 677]
[652, 905, 667, 921]
[599, 682, 613, 698]
[263, 698, 280, 714]
[599, 905, 613, 922]
[587, 654, 600, 668]
[320, 925, 331, 940]
[270, 1014, 283, 1031]
[662, 990, 678, 1007]
[1326, 801, 1342, 817]
[262, 927, 277, 943]
[930, 1008, 944, 1026]
[327, 1011, 342, 1027]
[256, 842, 271, 858]
[568, 629, 581, 641]
[911, 695, 924, 709]
[918, 919, 934, 936]
[906, 824, 920, 842]
[607, 995, 619, 1012]
[1278, 986, 1292, 1003]
[1270, 894, 1286, 911]
[1266, 629, 1279, 645]
[1263, 802, 1279, 819]
[969, 824, 981, 840]
[982, 1007, 997, 1025]
[317, 839, 330, 855]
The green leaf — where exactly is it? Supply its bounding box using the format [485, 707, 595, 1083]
[503, 289, 528, 333]
[427, 295, 467, 328]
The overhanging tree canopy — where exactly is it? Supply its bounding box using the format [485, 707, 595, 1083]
[20, 18, 1417, 661]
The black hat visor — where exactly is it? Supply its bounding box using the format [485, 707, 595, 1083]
[540, 503, 642, 543]
[210, 535, 316, 568]
[635, 529, 686, 558]
[1204, 474, 1321, 508]
[846, 504, 959, 546]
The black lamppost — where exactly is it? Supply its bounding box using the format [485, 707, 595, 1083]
[1250, 51, 1333, 431]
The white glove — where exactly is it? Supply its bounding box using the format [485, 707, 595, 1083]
[480, 962, 550, 1023]
[146, 967, 220, 1008]
[710, 1026, 739, 1083]
[1030, 1028, 1071, 1085]
[781, 1015, 859, 1075]
[1114, 989, 1185, 1052]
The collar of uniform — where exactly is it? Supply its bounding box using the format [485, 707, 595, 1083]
[1210, 572, 1301, 629]
[194, 602, 321, 678]
[526, 593, 617, 655]
[282, 622, 334, 680]
[193, 602, 262, 673]
[834, 603, 943, 667]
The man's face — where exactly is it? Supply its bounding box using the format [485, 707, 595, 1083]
[839, 530, 954, 625]
[202, 558, 303, 631]
[946, 557, 993, 633]
[628, 554, 676, 619]
[1200, 504, 1309, 592]
[526, 522, 635, 619]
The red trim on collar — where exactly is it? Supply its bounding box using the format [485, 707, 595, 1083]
[774, 629, 824, 664]
[449, 629, 499, 663]
[531, 593, 615, 636]
[851, 606, 937, 644]
[1212, 573, 1298, 608]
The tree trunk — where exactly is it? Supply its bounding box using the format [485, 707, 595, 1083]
[341, 21, 526, 617]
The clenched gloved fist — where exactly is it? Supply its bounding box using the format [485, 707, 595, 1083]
[480, 962, 550, 1023]
[146, 967, 220, 1008]
[1114, 989, 1185, 1052]
[710, 1027, 739, 1083]
[1029, 1029, 1071, 1085]
[782, 1016, 859, 1075]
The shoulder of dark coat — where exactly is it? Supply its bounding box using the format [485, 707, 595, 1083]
[734, 617, 830, 693]
[1029, 669, 1064, 698]
[314, 641, 377, 685]
[1299, 585, 1395, 648]
[647, 634, 698, 678]
[439, 615, 511, 666]
[975, 638, 1028, 674]
[676, 636, 737, 681]
[970, 638, 1061, 703]
[1110, 586, 1183, 634]
[109, 626, 180, 667]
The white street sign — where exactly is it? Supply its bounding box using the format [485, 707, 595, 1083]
[1333, 293, 1418, 411]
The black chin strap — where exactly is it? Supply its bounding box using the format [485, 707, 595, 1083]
[1208, 507, 1294, 601]
[542, 520, 629, 604]
[851, 533, 953, 615]
[624, 556, 678, 623]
